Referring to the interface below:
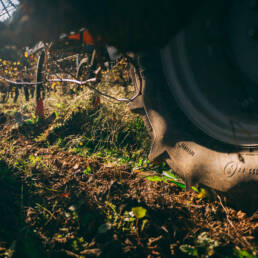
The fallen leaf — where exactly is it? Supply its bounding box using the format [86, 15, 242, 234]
[132, 207, 147, 219]
[237, 211, 246, 219]
[73, 164, 79, 170]
[80, 248, 102, 256]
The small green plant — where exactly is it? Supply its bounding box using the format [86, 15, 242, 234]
[131, 207, 147, 219]
[57, 137, 63, 146]
[53, 110, 59, 118]
[24, 117, 38, 125]
[13, 157, 28, 171]
[234, 248, 257, 258]
[83, 166, 92, 175]
[28, 155, 44, 167]
[103, 202, 148, 245]
[180, 232, 220, 257]
[144, 171, 199, 192]
[131, 206, 147, 245]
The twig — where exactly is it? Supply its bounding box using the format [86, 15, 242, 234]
[35, 202, 56, 220]
[0, 70, 141, 103]
[217, 195, 235, 228]
[217, 195, 252, 249]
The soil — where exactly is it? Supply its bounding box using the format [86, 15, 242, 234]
[0, 113, 257, 257]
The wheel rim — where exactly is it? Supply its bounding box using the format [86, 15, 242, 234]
[161, 0, 258, 146]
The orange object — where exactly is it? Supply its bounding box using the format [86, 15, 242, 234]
[68, 33, 81, 41]
[60, 193, 70, 198]
[82, 30, 94, 45]
[35, 98, 45, 119]
[68, 30, 94, 45]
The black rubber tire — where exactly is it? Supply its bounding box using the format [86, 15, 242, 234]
[129, 49, 258, 212]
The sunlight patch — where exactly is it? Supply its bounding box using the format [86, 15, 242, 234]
[0, 0, 19, 22]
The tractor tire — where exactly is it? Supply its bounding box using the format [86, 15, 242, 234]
[128, 0, 258, 213]
[129, 48, 258, 213]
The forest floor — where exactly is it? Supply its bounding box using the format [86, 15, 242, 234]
[0, 87, 256, 258]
